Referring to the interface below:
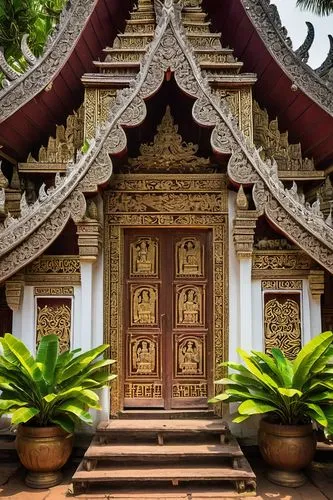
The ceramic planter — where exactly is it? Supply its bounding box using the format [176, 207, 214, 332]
[258, 418, 316, 487]
[15, 425, 74, 488]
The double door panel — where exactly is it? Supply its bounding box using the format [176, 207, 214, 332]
[123, 228, 212, 409]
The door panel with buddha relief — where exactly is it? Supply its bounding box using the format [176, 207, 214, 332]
[123, 229, 212, 409]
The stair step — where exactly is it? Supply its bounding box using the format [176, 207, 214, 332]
[73, 462, 256, 483]
[84, 440, 243, 461]
[97, 419, 228, 435]
[73, 418, 256, 495]
[119, 409, 217, 419]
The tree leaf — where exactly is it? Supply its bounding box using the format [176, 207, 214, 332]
[11, 407, 39, 425]
[305, 403, 328, 427]
[1, 334, 41, 381]
[293, 331, 333, 388]
[271, 348, 294, 387]
[238, 400, 277, 416]
[278, 388, 302, 398]
[50, 415, 75, 434]
[36, 334, 59, 385]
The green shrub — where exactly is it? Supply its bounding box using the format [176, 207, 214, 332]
[0, 333, 116, 433]
[210, 331, 333, 435]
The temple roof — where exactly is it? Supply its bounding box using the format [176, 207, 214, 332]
[0, 0, 332, 167]
[1, 0, 333, 286]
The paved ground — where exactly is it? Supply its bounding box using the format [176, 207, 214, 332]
[0, 458, 331, 500]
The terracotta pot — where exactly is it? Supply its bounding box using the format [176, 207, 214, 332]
[15, 425, 74, 488]
[258, 418, 316, 487]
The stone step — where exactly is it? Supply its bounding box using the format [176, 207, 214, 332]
[97, 419, 228, 435]
[84, 439, 243, 462]
[97, 419, 230, 445]
[73, 461, 256, 494]
[118, 409, 217, 419]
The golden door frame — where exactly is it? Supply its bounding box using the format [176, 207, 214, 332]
[104, 173, 229, 416]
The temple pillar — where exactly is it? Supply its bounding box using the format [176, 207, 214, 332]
[232, 187, 258, 354]
[228, 192, 240, 363]
[5, 273, 26, 342]
[77, 217, 103, 426]
[309, 270, 325, 337]
[77, 218, 102, 352]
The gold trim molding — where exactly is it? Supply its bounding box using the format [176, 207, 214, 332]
[25, 256, 81, 286]
[34, 286, 74, 296]
[261, 280, 303, 291]
[252, 250, 312, 279]
[104, 173, 228, 416]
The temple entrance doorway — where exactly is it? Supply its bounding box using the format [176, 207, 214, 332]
[123, 228, 213, 409]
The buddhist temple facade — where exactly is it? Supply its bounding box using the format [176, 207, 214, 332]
[0, 0, 333, 427]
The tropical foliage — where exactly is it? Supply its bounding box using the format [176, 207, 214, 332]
[0, 333, 116, 433]
[0, 0, 66, 73]
[296, 0, 333, 16]
[210, 331, 333, 435]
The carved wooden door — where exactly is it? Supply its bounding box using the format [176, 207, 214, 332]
[123, 229, 212, 409]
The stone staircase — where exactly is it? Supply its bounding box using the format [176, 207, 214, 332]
[72, 415, 256, 496]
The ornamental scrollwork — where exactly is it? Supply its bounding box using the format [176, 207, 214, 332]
[264, 296, 302, 360]
[36, 303, 71, 353]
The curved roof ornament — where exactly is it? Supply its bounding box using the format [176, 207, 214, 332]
[316, 34, 333, 82]
[21, 34, 37, 67]
[1, 0, 333, 280]
[241, 0, 333, 115]
[0, 48, 20, 87]
[295, 22, 315, 64]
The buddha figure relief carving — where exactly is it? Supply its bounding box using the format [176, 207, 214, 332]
[176, 238, 203, 277]
[177, 337, 204, 377]
[130, 337, 158, 377]
[177, 285, 204, 326]
[131, 237, 158, 277]
[131, 285, 158, 326]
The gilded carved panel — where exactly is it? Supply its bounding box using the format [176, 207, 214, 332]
[129, 335, 159, 378]
[176, 335, 205, 378]
[131, 285, 158, 326]
[130, 237, 158, 277]
[252, 250, 312, 279]
[124, 383, 162, 400]
[35, 297, 72, 353]
[172, 383, 208, 398]
[84, 88, 117, 139]
[25, 256, 80, 285]
[264, 293, 302, 360]
[176, 285, 205, 327]
[176, 237, 203, 277]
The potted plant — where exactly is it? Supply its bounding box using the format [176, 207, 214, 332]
[210, 331, 333, 487]
[0, 333, 116, 488]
